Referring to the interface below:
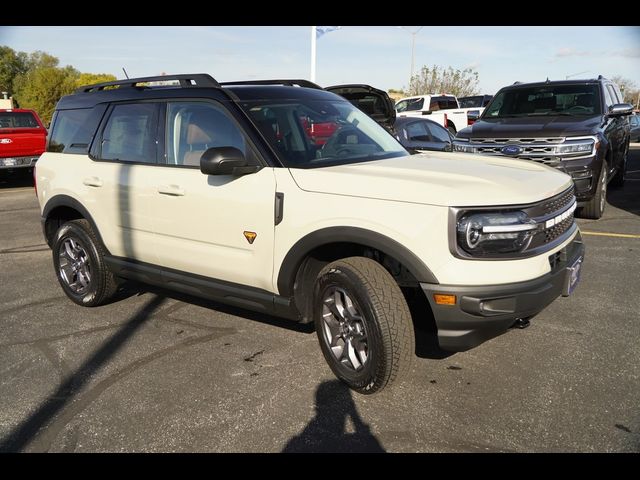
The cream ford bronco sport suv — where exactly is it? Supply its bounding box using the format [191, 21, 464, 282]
[36, 74, 584, 394]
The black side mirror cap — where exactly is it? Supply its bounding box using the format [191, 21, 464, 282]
[200, 147, 261, 176]
[607, 103, 634, 117]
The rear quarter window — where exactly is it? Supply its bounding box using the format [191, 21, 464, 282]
[48, 105, 107, 154]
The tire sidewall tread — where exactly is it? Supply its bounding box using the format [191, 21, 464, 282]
[314, 256, 415, 395]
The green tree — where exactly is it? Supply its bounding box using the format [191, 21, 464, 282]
[0, 46, 28, 94]
[75, 72, 117, 88]
[13, 65, 79, 125]
[4, 47, 118, 124]
[408, 65, 480, 97]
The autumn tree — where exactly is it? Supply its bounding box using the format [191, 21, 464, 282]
[408, 65, 480, 97]
[75, 72, 117, 88]
[2, 46, 118, 124]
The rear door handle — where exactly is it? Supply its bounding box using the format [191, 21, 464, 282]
[158, 185, 185, 196]
[83, 177, 103, 187]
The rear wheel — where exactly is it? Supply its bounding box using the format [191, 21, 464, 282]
[578, 161, 607, 219]
[313, 257, 414, 394]
[52, 219, 118, 306]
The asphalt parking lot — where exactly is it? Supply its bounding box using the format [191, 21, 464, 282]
[1, 149, 639, 453]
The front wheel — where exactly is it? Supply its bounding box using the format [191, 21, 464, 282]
[52, 219, 118, 307]
[313, 257, 415, 395]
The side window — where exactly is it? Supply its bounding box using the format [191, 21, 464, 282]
[425, 122, 452, 143]
[405, 121, 431, 142]
[48, 106, 107, 154]
[397, 98, 424, 112]
[602, 86, 614, 108]
[612, 84, 624, 103]
[606, 85, 619, 104]
[165, 102, 247, 167]
[100, 103, 159, 163]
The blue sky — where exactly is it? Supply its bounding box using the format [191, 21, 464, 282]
[1, 26, 639, 94]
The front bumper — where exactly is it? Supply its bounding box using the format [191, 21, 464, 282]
[561, 155, 599, 202]
[421, 231, 585, 352]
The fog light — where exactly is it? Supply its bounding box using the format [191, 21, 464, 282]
[570, 170, 592, 179]
[434, 294, 456, 305]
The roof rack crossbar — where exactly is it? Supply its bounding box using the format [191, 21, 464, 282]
[75, 73, 220, 93]
[219, 79, 323, 90]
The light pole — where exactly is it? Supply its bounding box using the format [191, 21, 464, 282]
[566, 71, 589, 80]
[398, 26, 424, 89]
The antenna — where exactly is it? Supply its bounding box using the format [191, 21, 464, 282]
[122, 67, 130, 79]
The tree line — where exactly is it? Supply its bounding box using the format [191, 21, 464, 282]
[1, 46, 116, 124]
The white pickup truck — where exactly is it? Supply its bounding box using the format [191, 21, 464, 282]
[395, 94, 475, 135]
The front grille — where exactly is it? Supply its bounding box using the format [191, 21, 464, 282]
[472, 137, 564, 145]
[544, 215, 574, 243]
[540, 187, 575, 215]
[524, 186, 576, 251]
[519, 156, 561, 166]
[460, 136, 597, 168]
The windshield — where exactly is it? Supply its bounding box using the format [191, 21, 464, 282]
[0, 111, 39, 129]
[241, 99, 407, 168]
[483, 84, 602, 118]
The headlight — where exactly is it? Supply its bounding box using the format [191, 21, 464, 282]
[556, 140, 594, 154]
[456, 211, 538, 256]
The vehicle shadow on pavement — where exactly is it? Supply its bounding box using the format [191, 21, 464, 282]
[0, 295, 166, 452]
[282, 380, 385, 452]
[0, 171, 34, 189]
[125, 281, 315, 334]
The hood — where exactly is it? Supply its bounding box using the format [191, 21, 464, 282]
[458, 115, 602, 139]
[289, 153, 572, 207]
[325, 84, 396, 130]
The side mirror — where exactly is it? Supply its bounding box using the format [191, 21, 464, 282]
[200, 147, 260, 176]
[607, 103, 634, 117]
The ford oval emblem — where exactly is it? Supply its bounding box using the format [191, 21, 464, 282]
[0, 138, 13, 144]
[501, 145, 522, 155]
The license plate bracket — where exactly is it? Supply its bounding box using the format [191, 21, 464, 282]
[562, 255, 583, 297]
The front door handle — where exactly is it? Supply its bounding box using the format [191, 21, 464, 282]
[83, 176, 103, 187]
[158, 185, 185, 196]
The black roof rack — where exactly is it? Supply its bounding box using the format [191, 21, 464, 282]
[75, 73, 220, 94]
[219, 79, 323, 90]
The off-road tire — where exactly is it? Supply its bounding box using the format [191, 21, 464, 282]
[52, 219, 118, 307]
[313, 257, 415, 395]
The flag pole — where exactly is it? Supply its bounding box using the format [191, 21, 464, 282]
[310, 26, 317, 82]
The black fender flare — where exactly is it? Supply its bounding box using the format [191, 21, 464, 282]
[42, 194, 110, 253]
[276, 226, 439, 297]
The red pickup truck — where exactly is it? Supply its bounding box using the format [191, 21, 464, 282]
[0, 109, 47, 176]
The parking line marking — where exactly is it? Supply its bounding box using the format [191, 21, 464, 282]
[582, 231, 640, 239]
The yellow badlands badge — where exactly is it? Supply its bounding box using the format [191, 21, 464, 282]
[243, 231, 257, 244]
